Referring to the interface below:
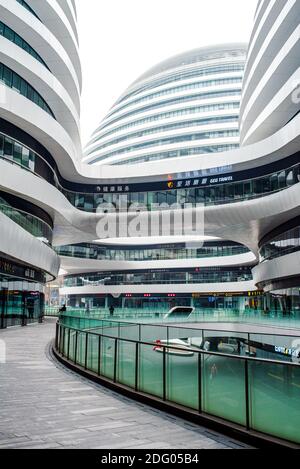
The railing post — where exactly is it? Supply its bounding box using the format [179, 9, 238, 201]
[59, 324, 63, 353]
[163, 346, 166, 401]
[84, 332, 89, 370]
[74, 331, 78, 365]
[198, 352, 202, 414]
[98, 335, 101, 376]
[0, 288, 7, 329]
[62, 326, 65, 357]
[67, 328, 71, 360]
[55, 322, 59, 350]
[114, 338, 118, 383]
[245, 359, 250, 431]
[135, 342, 139, 391]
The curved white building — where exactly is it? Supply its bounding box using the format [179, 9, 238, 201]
[83, 44, 246, 166]
[240, 0, 300, 145]
[0, 0, 81, 325]
[241, 0, 300, 312]
[1, 0, 300, 320]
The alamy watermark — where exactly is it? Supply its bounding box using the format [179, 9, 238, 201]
[95, 197, 205, 249]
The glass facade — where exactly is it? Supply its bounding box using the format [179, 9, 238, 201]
[0, 63, 54, 117]
[56, 242, 249, 261]
[112, 64, 245, 110]
[101, 90, 241, 127]
[113, 144, 239, 165]
[105, 77, 243, 119]
[88, 115, 239, 149]
[94, 102, 240, 136]
[0, 196, 53, 245]
[0, 21, 48, 69]
[260, 224, 300, 262]
[64, 267, 253, 287]
[1, 128, 299, 213]
[66, 292, 262, 311]
[66, 163, 300, 211]
[266, 288, 300, 314]
[87, 129, 239, 164]
[0, 254, 46, 329]
[87, 49, 245, 166]
[0, 278, 44, 328]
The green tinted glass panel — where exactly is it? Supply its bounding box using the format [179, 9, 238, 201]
[76, 332, 86, 367]
[86, 334, 99, 373]
[117, 340, 136, 388]
[68, 330, 76, 361]
[202, 355, 246, 426]
[100, 337, 115, 379]
[139, 343, 163, 398]
[166, 352, 199, 410]
[249, 361, 300, 444]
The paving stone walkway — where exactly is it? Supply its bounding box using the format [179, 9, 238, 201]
[0, 319, 253, 449]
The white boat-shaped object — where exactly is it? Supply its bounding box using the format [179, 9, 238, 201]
[153, 339, 195, 356]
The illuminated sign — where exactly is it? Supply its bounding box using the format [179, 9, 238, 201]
[274, 346, 294, 356]
[248, 291, 264, 297]
[0, 257, 45, 284]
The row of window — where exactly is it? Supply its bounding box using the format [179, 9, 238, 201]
[260, 225, 300, 262]
[107, 77, 243, 119]
[1, 131, 299, 214]
[100, 90, 241, 132]
[87, 114, 239, 150]
[89, 102, 240, 148]
[112, 64, 245, 110]
[0, 197, 53, 245]
[56, 243, 249, 261]
[112, 144, 239, 166]
[64, 268, 253, 287]
[0, 21, 47, 69]
[68, 165, 300, 209]
[0, 133, 36, 170]
[0, 63, 54, 117]
[88, 129, 239, 164]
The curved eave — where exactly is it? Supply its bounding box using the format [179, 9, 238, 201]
[0, 211, 60, 280]
[27, 0, 82, 91]
[0, 38, 81, 146]
[0, 0, 81, 111]
[60, 281, 257, 296]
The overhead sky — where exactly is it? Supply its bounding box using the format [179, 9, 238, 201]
[77, 0, 257, 146]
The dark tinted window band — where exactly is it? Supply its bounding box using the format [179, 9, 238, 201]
[0, 190, 53, 228]
[259, 216, 300, 249]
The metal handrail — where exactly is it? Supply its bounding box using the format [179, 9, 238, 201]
[57, 321, 300, 367]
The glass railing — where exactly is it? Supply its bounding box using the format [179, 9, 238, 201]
[259, 225, 300, 263]
[54, 307, 300, 330]
[56, 243, 249, 261]
[0, 202, 53, 245]
[55, 317, 300, 445]
[63, 273, 253, 287]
